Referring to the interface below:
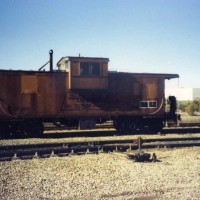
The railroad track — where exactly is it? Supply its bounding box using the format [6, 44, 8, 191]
[43, 126, 200, 139]
[1, 136, 200, 162]
[44, 122, 200, 131]
[44, 122, 114, 131]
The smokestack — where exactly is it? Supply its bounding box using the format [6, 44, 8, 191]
[49, 49, 53, 71]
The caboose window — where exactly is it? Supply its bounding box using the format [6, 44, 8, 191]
[139, 101, 157, 108]
[80, 63, 90, 75]
[139, 101, 148, 108]
[80, 62, 100, 76]
[149, 101, 157, 108]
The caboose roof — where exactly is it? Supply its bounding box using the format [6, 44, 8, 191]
[109, 71, 179, 79]
[57, 56, 109, 66]
[57, 56, 179, 80]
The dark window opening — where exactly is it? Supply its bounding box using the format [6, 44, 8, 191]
[80, 62, 100, 76]
[149, 101, 157, 108]
[139, 101, 148, 108]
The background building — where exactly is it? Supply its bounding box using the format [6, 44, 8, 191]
[165, 88, 200, 101]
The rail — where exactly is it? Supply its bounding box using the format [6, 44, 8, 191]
[0, 136, 200, 162]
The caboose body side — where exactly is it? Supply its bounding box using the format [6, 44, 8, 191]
[0, 55, 179, 137]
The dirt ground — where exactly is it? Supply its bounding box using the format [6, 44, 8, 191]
[0, 147, 199, 200]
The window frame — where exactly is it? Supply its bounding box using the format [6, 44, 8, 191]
[139, 101, 157, 108]
[79, 62, 101, 76]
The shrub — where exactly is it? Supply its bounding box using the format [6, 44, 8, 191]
[185, 104, 195, 116]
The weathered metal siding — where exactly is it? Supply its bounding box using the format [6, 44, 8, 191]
[137, 76, 165, 115]
[107, 73, 165, 116]
[0, 72, 21, 118]
[58, 73, 165, 118]
[71, 77, 108, 89]
[0, 70, 167, 121]
[102, 63, 108, 77]
[31, 73, 68, 116]
[0, 71, 69, 119]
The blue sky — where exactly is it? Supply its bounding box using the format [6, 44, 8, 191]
[0, 0, 200, 88]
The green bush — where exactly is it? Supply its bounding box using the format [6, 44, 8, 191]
[178, 99, 200, 115]
[185, 104, 195, 116]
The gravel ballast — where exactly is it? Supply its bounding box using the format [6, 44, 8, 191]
[0, 147, 200, 200]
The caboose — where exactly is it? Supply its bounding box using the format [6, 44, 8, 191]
[0, 51, 179, 137]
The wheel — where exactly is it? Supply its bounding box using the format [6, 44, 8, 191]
[145, 119, 164, 134]
[114, 118, 137, 134]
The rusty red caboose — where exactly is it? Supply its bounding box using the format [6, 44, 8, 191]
[0, 51, 179, 137]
